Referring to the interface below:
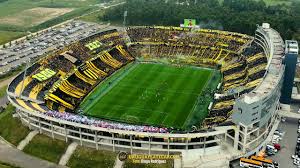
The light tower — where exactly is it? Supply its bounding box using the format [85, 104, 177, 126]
[19, 58, 30, 98]
[123, 10, 128, 28]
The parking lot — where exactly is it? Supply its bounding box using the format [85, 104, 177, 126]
[268, 117, 298, 167]
[0, 21, 108, 75]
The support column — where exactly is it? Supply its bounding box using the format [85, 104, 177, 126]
[185, 137, 188, 150]
[79, 128, 82, 146]
[64, 124, 68, 143]
[243, 126, 248, 153]
[112, 133, 115, 152]
[256, 128, 260, 138]
[233, 126, 240, 150]
[204, 137, 206, 155]
[51, 121, 54, 139]
[264, 121, 270, 139]
[130, 135, 133, 154]
[38, 118, 42, 133]
[27, 113, 32, 130]
[167, 138, 170, 156]
[148, 136, 151, 155]
[95, 131, 99, 150]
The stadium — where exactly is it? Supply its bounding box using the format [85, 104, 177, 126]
[7, 23, 285, 167]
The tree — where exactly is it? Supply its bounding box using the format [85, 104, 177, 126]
[101, 0, 299, 40]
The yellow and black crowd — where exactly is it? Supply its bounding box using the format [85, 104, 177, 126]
[8, 29, 132, 112]
[7, 26, 268, 131]
[205, 43, 267, 126]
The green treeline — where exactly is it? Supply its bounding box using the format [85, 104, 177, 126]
[102, 0, 300, 40]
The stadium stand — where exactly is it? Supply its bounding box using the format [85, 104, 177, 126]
[44, 45, 134, 111]
[7, 26, 269, 131]
[126, 26, 252, 52]
[203, 42, 267, 126]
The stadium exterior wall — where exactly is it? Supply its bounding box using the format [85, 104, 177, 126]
[8, 95, 228, 155]
[232, 24, 285, 154]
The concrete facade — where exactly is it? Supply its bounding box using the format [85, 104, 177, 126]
[232, 25, 285, 154]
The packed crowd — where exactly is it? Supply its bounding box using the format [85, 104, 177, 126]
[44, 55, 74, 73]
[222, 60, 247, 76]
[127, 26, 252, 52]
[45, 110, 169, 133]
[8, 63, 41, 93]
[78, 29, 125, 57]
[8, 29, 131, 113]
[204, 42, 267, 126]
[22, 78, 39, 97]
[209, 107, 233, 118]
[45, 45, 133, 111]
[129, 43, 233, 64]
[7, 28, 132, 113]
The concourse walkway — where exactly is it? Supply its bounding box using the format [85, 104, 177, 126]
[279, 110, 300, 119]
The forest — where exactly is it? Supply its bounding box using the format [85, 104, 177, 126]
[101, 0, 300, 41]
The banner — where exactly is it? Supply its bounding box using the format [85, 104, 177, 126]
[32, 68, 56, 82]
[184, 19, 196, 28]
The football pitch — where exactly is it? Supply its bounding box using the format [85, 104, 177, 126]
[80, 63, 219, 129]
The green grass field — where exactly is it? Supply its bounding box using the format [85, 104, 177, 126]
[81, 63, 218, 129]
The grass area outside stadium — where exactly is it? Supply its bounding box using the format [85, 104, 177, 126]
[0, 161, 20, 168]
[0, 0, 104, 46]
[0, 31, 26, 45]
[80, 62, 220, 130]
[67, 146, 117, 168]
[0, 85, 7, 98]
[0, 104, 30, 146]
[23, 134, 68, 163]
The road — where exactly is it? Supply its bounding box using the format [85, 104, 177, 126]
[0, 139, 65, 168]
[0, 75, 16, 88]
[0, 76, 16, 107]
